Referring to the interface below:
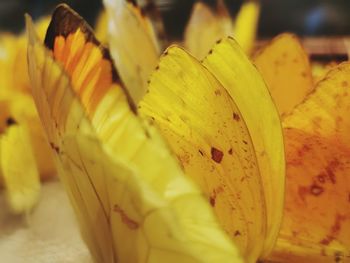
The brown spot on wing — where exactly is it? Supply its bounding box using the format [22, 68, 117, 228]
[209, 186, 223, 207]
[234, 230, 241, 236]
[211, 147, 223, 163]
[233, 112, 240, 121]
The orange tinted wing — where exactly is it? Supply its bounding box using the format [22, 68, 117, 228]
[44, 4, 134, 115]
[271, 63, 350, 261]
[254, 33, 314, 117]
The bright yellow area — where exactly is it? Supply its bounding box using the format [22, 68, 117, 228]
[1, 124, 40, 214]
[202, 37, 285, 259]
[0, 16, 55, 181]
[139, 46, 272, 263]
[234, 0, 260, 55]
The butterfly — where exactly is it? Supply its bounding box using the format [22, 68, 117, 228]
[26, 4, 243, 263]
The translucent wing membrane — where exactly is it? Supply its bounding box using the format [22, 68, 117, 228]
[202, 37, 285, 258]
[139, 46, 267, 262]
[26, 4, 241, 263]
[103, 0, 160, 104]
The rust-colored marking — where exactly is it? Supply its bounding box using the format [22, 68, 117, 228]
[209, 186, 223, 207]
[209, 196, 215, 207]
[325, 159, 339, 184]
[233, 112, 240, 121]
[113, 204, 139, 230]
[211, 147, 224, 163]
[228, 148, 233, 155]
[297, 143, 311, 158]
[319, 214, 347, 246]
[298, 185, 309, 202]
[234, 230, 241, 236]
[342, 81, 348, 87]
[49, 142, 60, 154]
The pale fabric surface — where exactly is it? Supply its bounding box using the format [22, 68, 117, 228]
[0, 180, 93, 263]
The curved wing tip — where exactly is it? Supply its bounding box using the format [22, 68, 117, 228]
[25, 14, 37, 46]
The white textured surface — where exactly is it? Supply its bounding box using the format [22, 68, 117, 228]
[0, 180, 93, 263]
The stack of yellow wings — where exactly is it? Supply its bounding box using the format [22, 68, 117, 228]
[27, 1, 350, 263]
[255, 34, 350, 262]
[26, 3, 285, 263]
[0, 17, 56, 214]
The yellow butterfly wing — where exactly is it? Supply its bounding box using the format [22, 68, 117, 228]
[202, 37, 285, 258]
[233, 0, 260, 54]
[103, 0, 160, 103]
[271, 63, 350, 261]
[139, 46, 266, 262]
[27, 5, 242, 263]
[253, 33, 314, 117]
[0, 123, 40, 214]
[184, 0, 233, 60]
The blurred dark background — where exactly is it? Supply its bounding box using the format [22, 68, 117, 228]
[0, 0, 350, 39]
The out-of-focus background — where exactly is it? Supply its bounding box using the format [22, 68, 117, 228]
[1, 0, 350, 38]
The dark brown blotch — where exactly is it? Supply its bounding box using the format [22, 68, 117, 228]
[211, 147, 224, 163]
[6, 117, 17, 126]
[233, 112, 240, 121]
[234, 230, 241, 236]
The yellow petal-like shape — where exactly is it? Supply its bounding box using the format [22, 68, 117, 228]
[233, 0, 260, 54]
[9, 94, 55, 179]
[202, 37, 285, 258]
[184, 1, 233, 60]
[271, 63, 350, 261]
[0, 16, 55, 184]
[139, 46, 266, 262]
[103, 0, 159, 103]
[254, 33, 314, 117]
[27, 5, 242, 263]
[0, 123, 40, 213]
